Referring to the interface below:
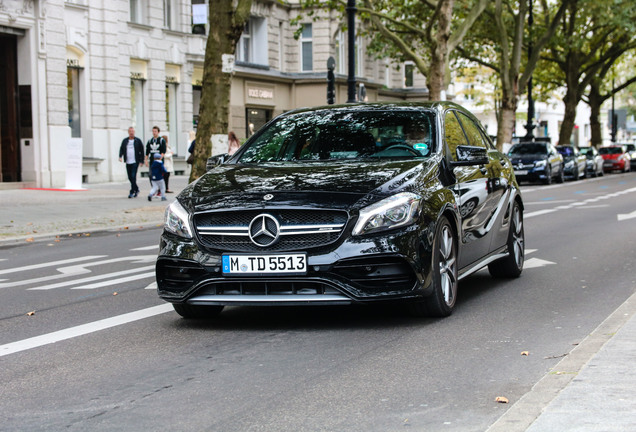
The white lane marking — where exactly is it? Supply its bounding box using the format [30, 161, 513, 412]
[145, 281, 157, 290]
[524, 258, 556, 269]
[525, 249, 538, 255]
[28, 265, 155, 290]
[525, 200, 576, 205]
[618, 210, 636, 222]
[524, 186, 636, 219]
[1, 256, 156, 289]
[71, 272, 155, 290]
[0, 304, 173, 357]
[525, 209, 558, 218]
[0, 256, 106, 276]
[130, 245, 159, 251]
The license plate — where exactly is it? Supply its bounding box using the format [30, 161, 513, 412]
[222, 253, 307, 275]
[514, 170, 528, 176]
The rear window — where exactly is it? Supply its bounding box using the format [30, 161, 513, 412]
[598, 147, 622, 155]
[508, 143, 547, 156]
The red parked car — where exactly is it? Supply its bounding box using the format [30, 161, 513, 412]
[599, 146, 631, 173]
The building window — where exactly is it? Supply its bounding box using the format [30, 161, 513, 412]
[278, 21, 284, 71]
[300, 23, 313, 71]
[192, 0, 207, 34]
[67, 66, 81, 137]
[192, 85, 201, 129]
[335, 31, 346, 75]
[163, 0, 175, 30]
[237, 17, 268, 65]
[404, 62, 414, 88]
[166, 82, 178, 150]
[356, 35, 364, 77]
[130, 0, 145, 24]
[131, 78, 145, 140]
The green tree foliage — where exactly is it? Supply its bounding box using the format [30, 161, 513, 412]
[541, 0, 636, 145]
[457, 0, 567, 149]
[298, 0, 489, 100]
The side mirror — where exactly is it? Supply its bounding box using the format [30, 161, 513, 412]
[451, 145, 489, 166]
[206, 153, 229, 171]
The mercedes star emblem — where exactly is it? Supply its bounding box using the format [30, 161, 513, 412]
[263, 194, 274, 201]
[248, 214, 280, 247]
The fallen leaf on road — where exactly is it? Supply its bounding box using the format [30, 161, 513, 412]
[55, 239, 60, 242]
[27, 222, 33, 226]
[84, 233, 91, 236]
[26, 237, 34, 242]
[113, 292, 118, 296]
[124, 226, 129, 230]
[521, 351, 529, 356]
[495, 397, 509, 404]
[26, 311, 35, 316]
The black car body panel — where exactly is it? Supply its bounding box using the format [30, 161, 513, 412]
[556, 145, 587, 179]
[156, 102, 523, 315]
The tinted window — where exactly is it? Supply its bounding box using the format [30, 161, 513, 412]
[456, 112, 488, 149]
[598, 147, 622, 155]
[556, 146, 574, 157]
[444, 111, 468, 161]
[508, 143, 547, 155]
[237, 109, 436, 163]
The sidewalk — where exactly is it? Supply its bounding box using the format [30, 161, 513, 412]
[0, 175, 190, 244]
[0, 176, 635, 431]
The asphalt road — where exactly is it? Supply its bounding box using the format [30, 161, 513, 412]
[1, 172, 635, 431]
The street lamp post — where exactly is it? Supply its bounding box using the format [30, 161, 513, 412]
[346, 0, 357, 103]
[524, 0, 535, 141]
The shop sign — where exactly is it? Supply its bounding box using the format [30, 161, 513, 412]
[246, 82, 275, 105]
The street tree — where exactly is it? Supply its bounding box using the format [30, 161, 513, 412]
[541, 0, 636, 146]
[457, 0, 567, 150]
[299, 0, 489, 101]
[585, 56, 636, 146]
[190, 0, 252, 182]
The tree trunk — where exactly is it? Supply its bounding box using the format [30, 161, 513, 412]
[588, 83, 603, 147]
[428, 0, 454, 100]
[496, 90, 518, 151]
[190, 0, 252, 182]
[558, 86, 579, 146]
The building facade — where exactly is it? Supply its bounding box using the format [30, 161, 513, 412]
[0, 0, 431, 188]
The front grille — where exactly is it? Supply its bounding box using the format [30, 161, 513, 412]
[193, 209, 349, 252]
[198, 280, 343, 296]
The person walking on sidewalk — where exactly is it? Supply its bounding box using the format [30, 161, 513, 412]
[162, 136, 175, 193]
[145, 126, 166, 166]
[148, 153, 168, 201]
[227, 131, 240, 155]
[118, 127, 144, 198]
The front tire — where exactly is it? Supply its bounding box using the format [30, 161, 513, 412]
[556, 167, 564, 183]
[409, 217, 458, 317]
[489, 201, 524, 278]
[173, 303, 224, 319]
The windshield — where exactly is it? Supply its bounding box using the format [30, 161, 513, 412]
[579, 148, 594, 158]
[598, 147, 623, 155]
[508, 143, 547, 156]
[236, 109, 436, 164]
[556, 146, 574, 157]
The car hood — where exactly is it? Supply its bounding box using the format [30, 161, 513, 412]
[183, 159, 436, 212]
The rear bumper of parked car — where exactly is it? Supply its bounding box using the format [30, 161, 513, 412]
[603, 159, 626, 171]
[156, 228, 435, 307]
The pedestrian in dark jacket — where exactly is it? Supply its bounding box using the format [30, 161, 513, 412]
[119, 127, 144, 198]
[148, 153, 168, 201]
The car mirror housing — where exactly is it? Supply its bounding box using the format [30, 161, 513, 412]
[451, 145, 489, 166]
[206, 153, 229, 171]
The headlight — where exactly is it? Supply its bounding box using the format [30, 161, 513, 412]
[164, 200, 193, 239]
[353, 192, 421, 236]
[534, 160, 546, 168]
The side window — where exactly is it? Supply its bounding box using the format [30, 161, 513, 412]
[456, 112, 487, 149]
[444, 111, 468, 161]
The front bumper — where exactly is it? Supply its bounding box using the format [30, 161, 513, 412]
[513, 165, 549, 183]
[156, 226, 434, 307]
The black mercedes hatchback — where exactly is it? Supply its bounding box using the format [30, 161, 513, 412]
[157, 102, 524, 318]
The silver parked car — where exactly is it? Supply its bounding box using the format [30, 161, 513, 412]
[579, 146, 604, 177]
